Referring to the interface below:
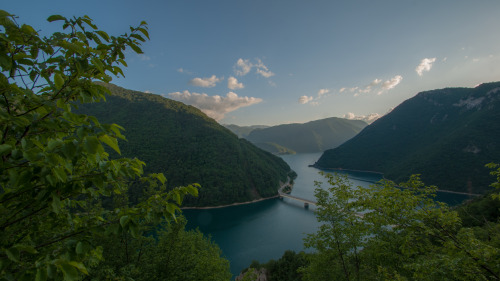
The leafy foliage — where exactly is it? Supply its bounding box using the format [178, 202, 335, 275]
[315, 83, 500, 193]
[0, 11, 197, 280]
[90, 217, 231, 281]
[77, 83, 294, 207]
[238, 251, 309, 281]
[301, 173, 500, 280]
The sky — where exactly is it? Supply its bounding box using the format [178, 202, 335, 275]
[4, 0, 500, 126]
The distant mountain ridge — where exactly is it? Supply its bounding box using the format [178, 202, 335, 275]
[315, 82, 500, 194]
[244, 117, 368, 154]
[223, 124, 269, 138]
[78, 83, 293, 207]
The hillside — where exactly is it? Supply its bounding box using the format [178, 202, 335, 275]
[245, 117, 368, 153]
[78, 83, 293, 207]
[315, 82, 500, 194]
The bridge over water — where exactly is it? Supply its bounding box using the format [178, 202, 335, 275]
[278, 191, 316, 208]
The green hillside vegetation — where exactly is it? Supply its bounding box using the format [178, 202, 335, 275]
[246, 117, 367, 154]
[77, 83, 293, 206]
[253, 142, 297, 155]
[224, 124, 269, 138]
[315, 82, 500, 193]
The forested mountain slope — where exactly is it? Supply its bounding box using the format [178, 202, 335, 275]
[78, 83, 293, 206]
[315, 82, 500, 193]
[245, 117, 367, 154]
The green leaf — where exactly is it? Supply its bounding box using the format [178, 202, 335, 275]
[21, 24, 37, 34]
[138, 27, 150, 40]
[47, 15, 66, 22]
[54, 73, 64, 89]
[35, 267, 48, 281]
[157, 173, 167, 184]
[5, 247, 20, 262]
[120, 215, 129, 227]
[96, 30, 110, 42]
[15, 244, 37, 254]
[129, 222, 139, 238]
[75, 242, 83, 255]
[130, 33, 146, 42]
[68, 261, 88, 275]
[127, 42, 143, 54]
[60, 262, 79, 281]
[0, 144, 12, 156]
[90, 57, 104, 74]
[83, 136, 100, 154]
[52, 194, 61, 214]
[99, 134, 120, 154]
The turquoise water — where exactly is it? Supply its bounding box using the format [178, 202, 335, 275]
[184, 153, 473, 278]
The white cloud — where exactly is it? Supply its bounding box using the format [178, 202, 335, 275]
[235, 58, 252, 76]
[298, 95, 314, 104]
[234, 58, 275, 78]
[256, 68, 275, 78]
[189, 75, 222, 88]
[379, 75, 403, 94]
[166, 90, 262, 121]
[317, 88, 330, 97]
[177, 68, 193, 74]
[370, 79, 382, 86]
[343, 112, 382, 124]
[415, 57, 437, 76]
[254, 59, 275, 78]
[227, 76, 244, 90]
[343, 75, 402, 96]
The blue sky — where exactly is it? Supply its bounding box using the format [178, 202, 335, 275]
[5, 0, 500, 125]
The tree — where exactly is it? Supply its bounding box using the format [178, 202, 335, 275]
[0, 11, 198, 280]
[302, 173, 500, 281]
[90, 217, 231, 281]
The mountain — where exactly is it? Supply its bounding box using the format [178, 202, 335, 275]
[245, 117, 368, 154]
[223, 124, 269, 138]
[78, 83, 294, 207]
[315, 82, 500, 194]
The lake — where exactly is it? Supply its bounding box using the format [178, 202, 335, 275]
[184, 152, 473, 278]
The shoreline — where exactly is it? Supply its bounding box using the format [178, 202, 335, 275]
[311, 164, 482, 197]
[182, 177, 295, 210]
[310, 164, 384, 175]
[181, 195, 280, 210]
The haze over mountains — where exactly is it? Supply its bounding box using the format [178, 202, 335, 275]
[225, 118, 368, 154]
[78, 84, 293, 207]
[315, 82, 500, 194]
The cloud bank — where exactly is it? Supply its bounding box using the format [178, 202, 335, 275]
[166, 90, 262, 121]
[189, 75, 222, 88]
[415, 58, 437, 76]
